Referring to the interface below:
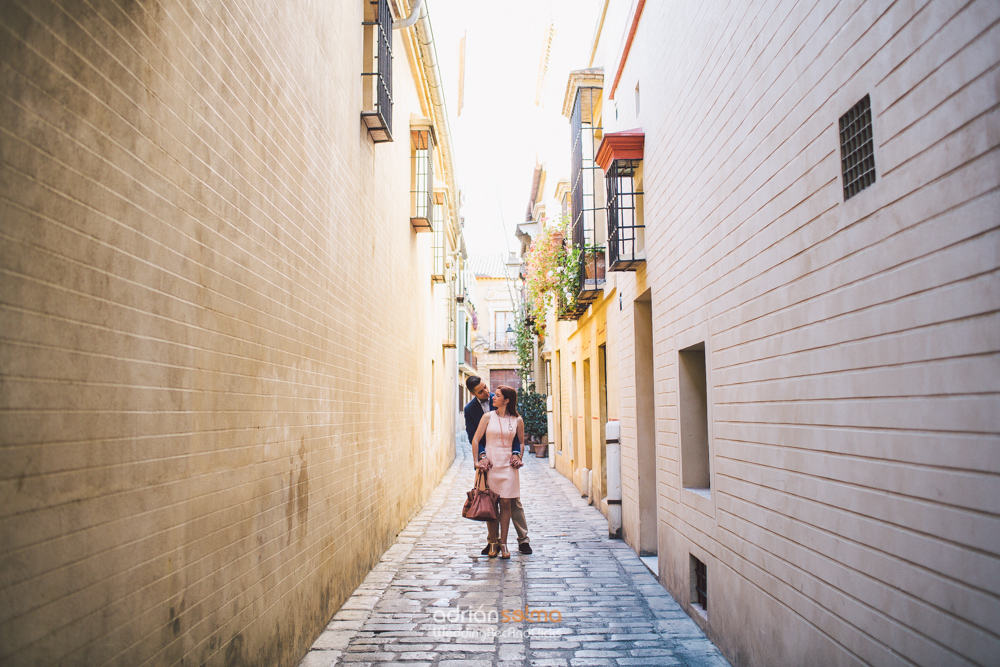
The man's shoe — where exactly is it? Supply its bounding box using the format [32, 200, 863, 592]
[481, 543, 491, 555]
[519, 542, 532, 554]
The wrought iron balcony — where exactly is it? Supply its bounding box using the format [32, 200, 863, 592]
[606, 159, 644, 270]
[597, 130, 645, 271]
[490, 334, 516, 351]
[569, 83, 606, 308]
[361, 0, 392, 143]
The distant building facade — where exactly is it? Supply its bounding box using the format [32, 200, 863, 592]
[533, 0, 1000, 665]
[466, 254, 523, 395]
[0, 1, 464, 665]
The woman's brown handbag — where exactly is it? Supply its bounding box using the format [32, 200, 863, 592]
[462, 469, 499, 521]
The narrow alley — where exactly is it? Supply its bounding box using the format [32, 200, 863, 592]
[298, 442, 731, 667]
[2, 1, 997, 665]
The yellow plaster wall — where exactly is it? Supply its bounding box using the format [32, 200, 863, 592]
[0, 1, 455, 665]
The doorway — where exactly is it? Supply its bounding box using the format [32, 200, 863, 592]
[598, 344, 608, 500]
[583, 357, 593, 473]
[634, 290, 657, 556]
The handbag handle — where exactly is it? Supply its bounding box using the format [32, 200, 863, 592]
[475, 469, 491, 492]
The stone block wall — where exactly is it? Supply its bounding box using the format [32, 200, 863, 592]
[607, 0, 1000, 664]
[0, 1, 453, 665]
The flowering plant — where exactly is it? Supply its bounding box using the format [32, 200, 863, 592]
[524, 215, 580, 335]
[469, 304, 479, 330]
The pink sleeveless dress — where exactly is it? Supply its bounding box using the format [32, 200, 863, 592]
[485, 412, 520, 499]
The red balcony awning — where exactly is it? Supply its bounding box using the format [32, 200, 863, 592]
[595, 129, 644, 173]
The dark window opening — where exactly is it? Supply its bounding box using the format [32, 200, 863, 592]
[692, 555, 708, 610]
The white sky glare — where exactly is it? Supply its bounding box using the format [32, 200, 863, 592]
[425, 0, 604, 256]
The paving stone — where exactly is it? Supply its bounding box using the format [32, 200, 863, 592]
[296, 440, 730, 667]
[311, 631, 353, 650]
[299, 650, 341, 667]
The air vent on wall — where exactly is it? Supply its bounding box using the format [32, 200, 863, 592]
[839, 94, 876, 200]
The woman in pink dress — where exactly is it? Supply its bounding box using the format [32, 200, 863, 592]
[470, 385, 524, 559]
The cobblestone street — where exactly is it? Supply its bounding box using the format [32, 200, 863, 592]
[298, 441, 731, 667]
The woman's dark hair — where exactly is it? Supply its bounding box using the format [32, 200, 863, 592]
[495, 385, 519, 418]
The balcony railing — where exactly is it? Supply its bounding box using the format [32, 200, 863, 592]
[361, 0, 392, 143]
[570, 84, 605, 307]
[490, 335, 515, 351]
[607, 159, 645, 270]
[464, 347, 477, 370]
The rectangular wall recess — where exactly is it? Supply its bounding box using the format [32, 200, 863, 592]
[678, 343, 710, 493]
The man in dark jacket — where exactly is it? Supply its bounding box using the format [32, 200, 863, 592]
[463, 375, 532, 554]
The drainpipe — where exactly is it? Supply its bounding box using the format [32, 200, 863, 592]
[392, 0, 424, 30]
[606, 419, 622, 538]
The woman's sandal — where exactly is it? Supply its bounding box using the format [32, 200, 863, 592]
[499, 544, 510, 559]
[487, 541, 500, 558]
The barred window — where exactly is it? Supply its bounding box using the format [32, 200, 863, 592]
[410, 128, 434, 231]
[431, 191, 446, 281]
[606, 158, 644, 271]
[362, 0, 393, 142]
[564, 84, 605, 319]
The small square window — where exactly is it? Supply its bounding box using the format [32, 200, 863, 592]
[691, 555, 708, 611]
[839, 94, 876, 200]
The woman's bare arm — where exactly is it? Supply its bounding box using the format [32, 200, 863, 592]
[512, 417, 526, 467]
[471, 413, 491, 467]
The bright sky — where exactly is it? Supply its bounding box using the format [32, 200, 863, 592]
[425, 0, 604, 257]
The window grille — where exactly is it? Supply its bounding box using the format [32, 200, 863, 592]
[607, 159, 644, 271]
[493, 311, 515, 350]
[839, 94, 875, 200]
[570, 85, 606, 310]
[692, 556, 707, 610]
[431, 191, 446, 281]
[444, 267, 456, 348]
[361, 0, 393, 143]
[410, 129, 434, 231]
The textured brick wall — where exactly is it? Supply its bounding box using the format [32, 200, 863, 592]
[0, 1, 453, 665]
[606, 0, 1000, 664]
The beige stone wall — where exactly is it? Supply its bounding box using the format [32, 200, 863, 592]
[0, 1, 455, 665]
[604, 0, 1000, 665]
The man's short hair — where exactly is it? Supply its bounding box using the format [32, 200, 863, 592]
[465, 375, 483, 393]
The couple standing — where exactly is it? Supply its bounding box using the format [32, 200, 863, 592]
[463, 375, 531, 559]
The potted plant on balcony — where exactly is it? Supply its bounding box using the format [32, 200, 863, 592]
[525, 215, 583, 330]
[582, 245, 606, 283]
